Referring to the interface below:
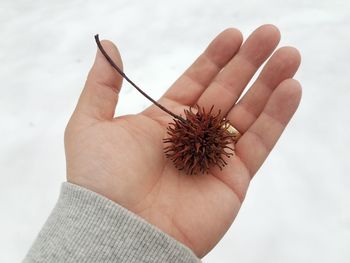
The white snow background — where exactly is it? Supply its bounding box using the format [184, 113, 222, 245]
[1, 0, 349, 262]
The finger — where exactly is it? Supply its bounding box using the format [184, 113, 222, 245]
[236, 79, 302, 177]
[161, 28, 243, 106]
[73, 40, 123, 121]
[197, 24, 281, 115]
[228, 46, 301, 133]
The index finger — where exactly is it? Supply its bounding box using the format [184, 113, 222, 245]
[161, 28, 243, 106]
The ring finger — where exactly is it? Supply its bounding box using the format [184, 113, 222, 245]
[228, 46, 301, 133]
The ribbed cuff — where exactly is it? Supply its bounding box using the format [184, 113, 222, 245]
[23, 182, 200, 263]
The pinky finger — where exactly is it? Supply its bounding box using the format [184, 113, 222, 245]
[235, 78, 302, 177]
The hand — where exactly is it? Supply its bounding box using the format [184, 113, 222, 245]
[64, 24, 301, 258]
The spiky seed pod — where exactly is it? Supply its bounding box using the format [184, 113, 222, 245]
[164, 105, 236, 175]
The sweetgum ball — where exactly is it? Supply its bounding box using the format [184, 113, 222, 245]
[164, 106, 235, 175]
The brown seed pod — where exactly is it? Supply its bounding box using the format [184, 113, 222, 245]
[164, 105, 236, 175]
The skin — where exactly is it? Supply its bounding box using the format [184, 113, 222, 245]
[64, 24, 302, 258]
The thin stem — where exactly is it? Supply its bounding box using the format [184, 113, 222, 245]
[94, 34, 185, 123]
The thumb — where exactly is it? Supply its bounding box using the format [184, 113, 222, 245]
[74, 39, 123, 121]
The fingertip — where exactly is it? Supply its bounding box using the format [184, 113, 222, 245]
[240, 24, 281, 66]
[259, 24, 281, 39]
[205, 27, 243, 65]
[268, 78, 302, 124]
[280, 78, 302, 100]
[222, 27, 243, 44]
[268, 46, 302, 78]
[289, 78, 302, 106]
[95, 40, 122, 66]
[278, 46, 301, 67]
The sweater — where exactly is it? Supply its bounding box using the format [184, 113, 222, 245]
[23, 182, 201, 263]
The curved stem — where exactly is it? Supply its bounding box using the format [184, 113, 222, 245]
[94, 34, 186, 123]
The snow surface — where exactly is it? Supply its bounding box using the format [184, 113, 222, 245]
[1, 0, 350, 262]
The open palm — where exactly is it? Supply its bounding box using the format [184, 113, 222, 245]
[64, 25, 301, 258]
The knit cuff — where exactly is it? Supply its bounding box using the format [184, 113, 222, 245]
[23, 182, 200, 263]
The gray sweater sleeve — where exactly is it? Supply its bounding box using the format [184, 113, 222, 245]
[23, 182, 200, 263]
